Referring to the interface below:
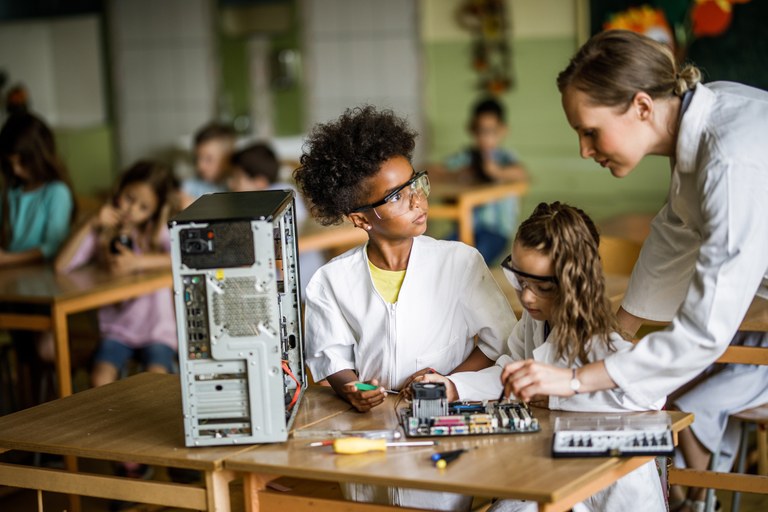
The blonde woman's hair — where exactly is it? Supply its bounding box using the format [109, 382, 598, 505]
[515, 202, 620, 365]
[557, 30, 701, 109]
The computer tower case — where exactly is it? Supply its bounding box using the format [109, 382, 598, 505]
[169, 190, 306, 446]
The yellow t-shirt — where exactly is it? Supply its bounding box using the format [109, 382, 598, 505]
[368, 260, 406, 304]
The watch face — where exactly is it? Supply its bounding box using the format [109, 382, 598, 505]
[570, 378, 581, 392]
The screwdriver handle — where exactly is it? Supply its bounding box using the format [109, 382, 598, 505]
[333, 437, 387, 454]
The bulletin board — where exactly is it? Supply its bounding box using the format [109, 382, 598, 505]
[586, 0, 768, 91]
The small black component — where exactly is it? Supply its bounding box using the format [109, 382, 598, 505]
[110, 233, 133, 254]
[412, 382, 446, 400]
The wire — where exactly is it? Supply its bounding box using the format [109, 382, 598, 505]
[282, 360, 301, 410]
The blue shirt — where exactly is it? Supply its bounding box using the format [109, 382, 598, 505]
[2, 181, 73, 260]
[443, 147, 520, 237]
[181, 178, 226, 201]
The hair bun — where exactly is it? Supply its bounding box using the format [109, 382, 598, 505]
[674, 64, 702, 96]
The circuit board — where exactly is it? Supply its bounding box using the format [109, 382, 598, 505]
[550, 414, 674, 458]
[399, 400, 540, 437]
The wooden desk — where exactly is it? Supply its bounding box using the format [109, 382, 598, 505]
[0, 264, 172, 398]
[0, 373, 350, 511]
[228, 394, 692, 512]
[429, 181, 529, 246]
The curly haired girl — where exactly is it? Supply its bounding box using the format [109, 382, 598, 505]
[294, 105, 515, 511]
[421, 202, 666, 511]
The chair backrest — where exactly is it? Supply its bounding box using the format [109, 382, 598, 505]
[598, 236, 642, 276]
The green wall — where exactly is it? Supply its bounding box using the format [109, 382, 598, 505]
[217, 0, 304, 136]
[54, 124, 115, 197]
[424, 36, 670, 224]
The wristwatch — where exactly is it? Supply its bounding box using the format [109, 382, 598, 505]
[569, 368, 581, 394]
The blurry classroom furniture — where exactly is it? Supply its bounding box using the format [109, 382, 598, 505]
[297, 220, 367, 254]
[0, 263, 172, 399]
[227, 388, 693, 512]
[429, 181, 529, 246]
[0, 373, 351, 512]
[666, 299, 768, 510]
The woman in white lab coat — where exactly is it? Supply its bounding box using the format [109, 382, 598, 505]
[503, 30, 768, 512]
[294, 105, 515, 511]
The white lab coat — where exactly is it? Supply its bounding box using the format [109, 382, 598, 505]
[304, 235, 515, 511]
[452, 313, 666, 512]
[606, 82, 768, 406]
[450, 313, 665, 410]
[305, 235, 514, 389]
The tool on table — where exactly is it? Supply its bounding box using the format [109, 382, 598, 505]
[430, 449, 467, 469]
[332, 437, 436, 454]
[297, 428, 401, 442]
[354, 382, 399, 394]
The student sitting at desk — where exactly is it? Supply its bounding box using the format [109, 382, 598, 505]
[418, 202, 666, 512]
[179, 121, 236, 209]
[55, 161, 178, 389]
[431, 98, 527, 263]
[0, 112, 76, 405]
[294, 105, 515, 511]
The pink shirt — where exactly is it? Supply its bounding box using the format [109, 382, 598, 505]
[64, 228, 177, 350]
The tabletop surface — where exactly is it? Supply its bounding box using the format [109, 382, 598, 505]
[0, 264, 171, 305]
[0, 374, 349, 471]
[226, 393, 692, 503]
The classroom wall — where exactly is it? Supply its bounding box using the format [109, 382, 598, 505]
[421, 0, 670, 223]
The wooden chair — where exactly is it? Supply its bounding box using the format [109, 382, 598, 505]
[598, 235, 642, 276]
[715, 403, 768, 512]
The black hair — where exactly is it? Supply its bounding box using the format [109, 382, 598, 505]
[113, 160, 178, 247]
[294, 105, 417, 225]
[231, 143, 280, 184]
[472, 97, 506, 124]
[193, 121, 236, 149]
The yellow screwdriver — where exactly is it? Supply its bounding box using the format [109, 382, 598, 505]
[333, 437, 436, 454]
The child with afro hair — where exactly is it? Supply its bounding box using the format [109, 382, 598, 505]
[294, 105, 515, 511]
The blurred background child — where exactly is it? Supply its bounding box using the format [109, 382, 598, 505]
[54, 160, 178, 388]
[0, 112, 75, 267]
[179, 121, 236, 208]
[0, 112, 75, 407]
[228, 142, 324, 294]
[434, 98, 527, 263]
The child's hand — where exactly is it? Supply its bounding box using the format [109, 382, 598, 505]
[97, 204, 122, 230]
[340, 379, 386, 412]
[411, 373, 459, 402]
[107, 244, 140, 276]
[500, 360, 573, 402]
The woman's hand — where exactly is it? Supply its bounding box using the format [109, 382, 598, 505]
[340, 379, 387, 412]
[412, 373, 459, 402]
[500, 360, 574, 401]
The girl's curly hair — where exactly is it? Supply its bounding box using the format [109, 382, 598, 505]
[515, 202, 620, 365]
[294, 105, 417, 225]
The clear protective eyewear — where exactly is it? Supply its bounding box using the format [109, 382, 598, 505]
[501, 255, 559, 299]
[350, 171, 430, 220]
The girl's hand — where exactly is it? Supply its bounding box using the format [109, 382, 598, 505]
[412, 373, 459, 402]
[400, 367, 439, 399]
[340, 379, 386, 412]
[97, 204, 122, 230]
[108, 244, 140, 276]
[500, 360, 573, 402]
